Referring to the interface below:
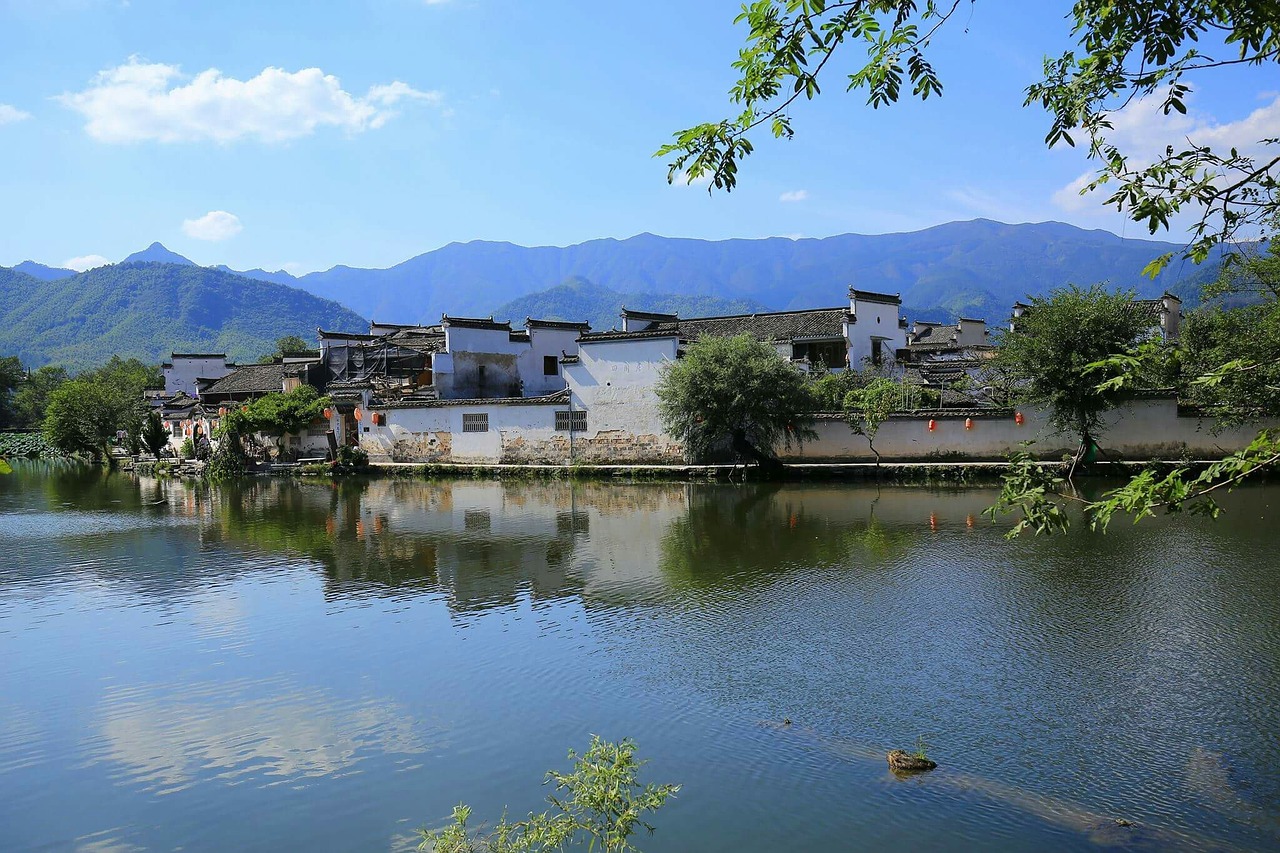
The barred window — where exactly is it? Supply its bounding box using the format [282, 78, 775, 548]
[462, 413, 489, 433]
[555, 410, 587, 432]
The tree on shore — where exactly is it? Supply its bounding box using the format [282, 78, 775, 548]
[843, 376, 906, 465]
[995, 284, 1154, 471]
[219, 385, 328, 462]
[42, 357, 160, 460]
[656, 334, 816, 466]
[141, 410, 169, 459]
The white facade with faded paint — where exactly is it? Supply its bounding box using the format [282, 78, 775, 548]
[164, 354, 231, 398]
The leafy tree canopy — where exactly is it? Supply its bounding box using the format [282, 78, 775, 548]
[13, 365, 69, 430]
[656, 334, 817, 464]
[261, 335, 313, 361]
[659, 1, 1280, 271]
[994, 284, 1155, 448]
[220, 385, 328, 439]
[41, 357, 160, 459]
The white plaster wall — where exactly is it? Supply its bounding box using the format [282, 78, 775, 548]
[567, 338, 678, 440]
[165, 356, 229, 398]
[781, 399, 1279, 462]
[519, 327, 581, 396]
[845, 299, 906, 369]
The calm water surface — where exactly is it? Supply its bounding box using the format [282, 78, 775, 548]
[1, 462, 1278, 852]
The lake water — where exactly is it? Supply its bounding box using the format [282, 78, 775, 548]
[2, 462, 1278, 852]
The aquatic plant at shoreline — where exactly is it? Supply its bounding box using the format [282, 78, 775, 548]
[420, 736, 678, 853]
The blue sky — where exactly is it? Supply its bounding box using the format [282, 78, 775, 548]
[1, 0, 1276, 273]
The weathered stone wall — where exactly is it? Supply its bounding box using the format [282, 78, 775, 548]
[500, 429, 685, 465]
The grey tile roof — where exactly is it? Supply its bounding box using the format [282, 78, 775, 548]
[199, 362, 285, 397]
[526, 318, 591, 330]
[376, 388, 570, 409]
[442, 315, 512, 331]
[674, 307, 849, 343]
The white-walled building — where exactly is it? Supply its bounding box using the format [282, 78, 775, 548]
[162, 353, 233, 398]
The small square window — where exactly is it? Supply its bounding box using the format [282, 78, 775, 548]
[462, 413, 489, 433]
[555, 410, 587, 432]
[543, 355, 559, 376]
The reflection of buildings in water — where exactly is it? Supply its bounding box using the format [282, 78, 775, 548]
[190, 477, 1018, 615]
[90, 677, 432, 794]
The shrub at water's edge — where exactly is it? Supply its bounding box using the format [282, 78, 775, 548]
[420, 736, 678, 853]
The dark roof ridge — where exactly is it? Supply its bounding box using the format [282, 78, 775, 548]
[319, 328, 381, 340]
[678, 305, 846, 323]
[170, 352, 227, 359]
[526, 317, 591, 330]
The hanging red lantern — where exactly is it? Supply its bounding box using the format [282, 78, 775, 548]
[965, 417, 973, 430]
[927, 419, 937, 432]
[354, 408, 363, 421]
[323, 408, 332, 419]
[218, 407, 227, 416]
[1015, 411, 1025, 425]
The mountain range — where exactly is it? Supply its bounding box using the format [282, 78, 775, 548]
[2, 219, 1225, 368]
[0, 262, 365, 368]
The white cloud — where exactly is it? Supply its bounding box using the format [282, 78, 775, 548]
[0, 104, 30, 124]
[64, 254, 111, 271]
[58, 58, 443, 143]
[779, 189, 809, 203]
[182, 210, 243, 241]
[1052, 93, 1280, 215]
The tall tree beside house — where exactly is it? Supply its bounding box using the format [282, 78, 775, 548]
[843, 377, 907, 466]
[994, 284, 1154, 469]
[219, 385, 329, 462]
[656, 334, 817, 466]
[141, 410, 169, 459]
[261, 335, 313, 361]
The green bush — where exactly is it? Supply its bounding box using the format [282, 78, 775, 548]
[420, 736, 678, 853]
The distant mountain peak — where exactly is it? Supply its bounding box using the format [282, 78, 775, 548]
[122, 242, 195, 266]
[12, 260, 75, 281]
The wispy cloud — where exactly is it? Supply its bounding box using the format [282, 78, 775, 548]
[1052, 93, 1280, 215]
[182, 210, 243, 241]
[779, 189, 809, 203]
[0, 104, 31, 124]
[59, 58, 443, 143]
[63, 254, 110, 271]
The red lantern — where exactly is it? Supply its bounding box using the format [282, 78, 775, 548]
[241, 405, 249, 413]
[323, 408, 332, 419]
[354, 408, 363, 421]
[1015, 412, 1025, 425]
[927, 419, 936, 432]
[218, 407, 227, 416]
[965, 417, 973, 430]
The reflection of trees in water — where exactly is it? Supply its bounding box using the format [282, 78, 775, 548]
[659, 485, 922, 587]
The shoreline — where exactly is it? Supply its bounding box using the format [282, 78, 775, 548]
[118, 456, 1257, 484]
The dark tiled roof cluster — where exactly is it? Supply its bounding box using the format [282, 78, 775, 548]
[170, 352, 227, 359]
[376, 388, 571, 410]
[579, 327, 683, 343]
[673, 307, 848, 343]
[199, 362, 286, 396]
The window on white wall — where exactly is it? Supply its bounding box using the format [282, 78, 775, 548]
[543, 355, 558, 376]
[462, 413, 489, 433]
[555, 411, 587, 432]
